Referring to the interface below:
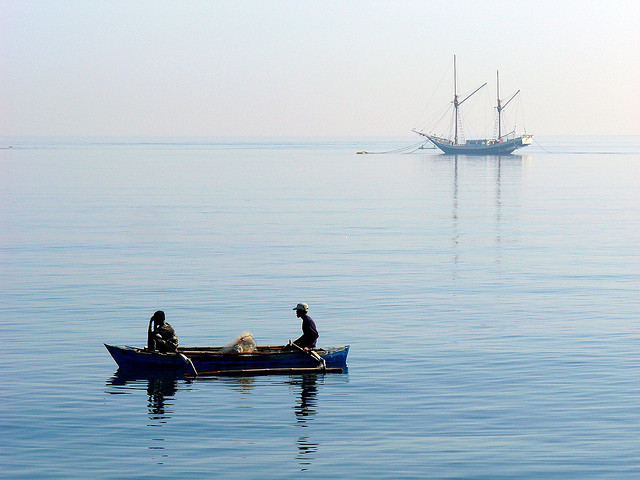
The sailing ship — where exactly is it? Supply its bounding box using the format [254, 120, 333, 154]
[414, 55, 532, 155]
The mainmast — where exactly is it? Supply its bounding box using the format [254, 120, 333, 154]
[452, 55, 486, 145]
[454, 55, 459, 144]
[497, 71, 501, 139]
[496, 70, 520, 140]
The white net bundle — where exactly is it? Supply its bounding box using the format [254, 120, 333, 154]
[220, 332, 257, 353]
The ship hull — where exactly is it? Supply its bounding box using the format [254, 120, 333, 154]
[418, 133, 532, 155]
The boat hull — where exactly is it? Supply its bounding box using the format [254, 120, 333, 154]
[105, 344, 349, 375]
[418, 132, 532, 155]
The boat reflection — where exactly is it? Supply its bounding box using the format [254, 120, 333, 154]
[146, 376, 178, 418]
[107, 368, 182, 421]
[106, 369, 348, 472]
[287, 374, 320, 470]
[289, 373, 319, 422]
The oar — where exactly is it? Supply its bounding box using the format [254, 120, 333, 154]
[179, 353, 198, 375]
[290, 341, 326, 371]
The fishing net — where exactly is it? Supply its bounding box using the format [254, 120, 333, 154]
[221, 332, 257, 353]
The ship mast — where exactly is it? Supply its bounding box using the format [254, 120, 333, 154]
[454, 55, 459, 144]
[496, 70, 520, 140]
[497, 71, 501, 139]
[452, 55, 486, 145]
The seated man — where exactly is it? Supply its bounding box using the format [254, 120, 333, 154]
[283, 302, 319, 350]
[148, 310, 178, 353]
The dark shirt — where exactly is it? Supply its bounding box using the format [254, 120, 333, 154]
[294, 313, 319, 348]
[155, 322, 178, 348]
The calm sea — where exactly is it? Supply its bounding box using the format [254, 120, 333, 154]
[1, 136, 639, 479]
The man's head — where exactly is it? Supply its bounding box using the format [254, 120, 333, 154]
[293, 303, 308, 318]
[152, 310, 165, 326]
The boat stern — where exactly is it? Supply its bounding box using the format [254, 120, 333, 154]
[320, 345, 350, 369]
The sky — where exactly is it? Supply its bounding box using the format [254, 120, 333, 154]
[1, 0, 639, 138]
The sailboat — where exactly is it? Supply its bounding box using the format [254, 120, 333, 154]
[414, 56, 532, 155]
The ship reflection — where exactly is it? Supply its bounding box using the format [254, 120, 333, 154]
[447, 154, 526, 272]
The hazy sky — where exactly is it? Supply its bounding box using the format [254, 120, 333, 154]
[2, 1, 639, 137]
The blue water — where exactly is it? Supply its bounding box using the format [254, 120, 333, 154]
[1, 136, 639, 479]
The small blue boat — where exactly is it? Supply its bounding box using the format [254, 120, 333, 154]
[105, 344, 349, 376]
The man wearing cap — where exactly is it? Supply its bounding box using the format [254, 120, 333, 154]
[148, 310, 179, 353]
[287, 302, 319, 350]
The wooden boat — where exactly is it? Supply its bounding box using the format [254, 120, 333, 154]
[413, 55, 532, 155]
[105, 344, 349, 376]
[414, 133, 532, 155]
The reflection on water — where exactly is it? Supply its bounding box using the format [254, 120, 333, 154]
[108, 369, 181, 415]
[146, 378, 176, 462]
[287, 374, 320, 470]
[296, 436, 317, 471]
[496, 157, 504, 256]
[445, 154, 524, 273]
[451, 156, 459, 277]
[107, 370, 182, 464]
[106, 370, 333, 471]
[290, 374, 319, 423]
[146, 377, 177, 419]
[217, 375, 256, 395]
